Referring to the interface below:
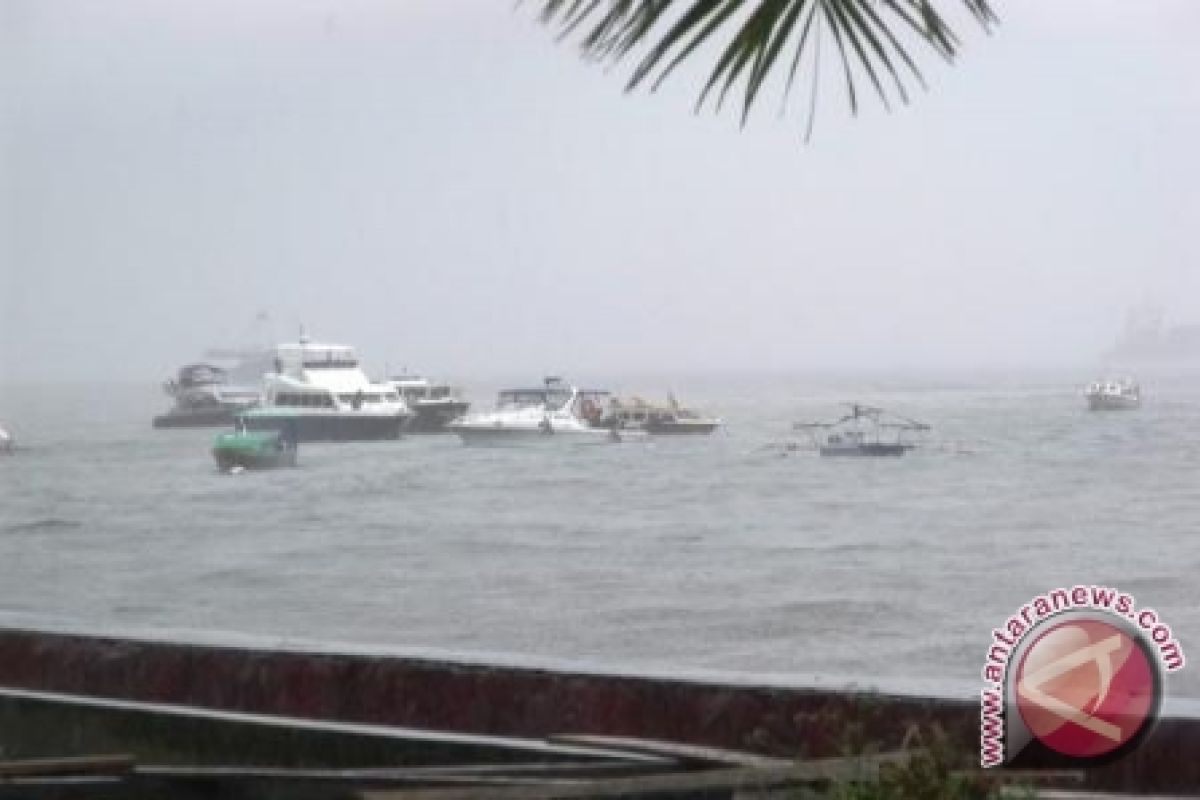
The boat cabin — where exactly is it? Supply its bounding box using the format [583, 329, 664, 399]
[262, 339, 404, 412]
[274, 343, 360, 374]
[495, 381, 608, 417]
[175, 364, 227, 388]
[388, 376, 462, 403]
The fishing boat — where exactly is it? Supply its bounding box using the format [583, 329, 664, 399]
[1084, 377, 1140, 410]
[600, 393, 720, 435]
[384, 373, 470, 433]
[447, 377, 614, 445]
[794, 404, 929, 457]
[212, 427, 298, 472]
[236, 335, 411, 442]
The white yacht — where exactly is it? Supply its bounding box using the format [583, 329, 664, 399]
[384, 373, 470, 433]
[1085, 378, 1141, 411]
[237, 336, 411, 441]
[153, 359, 266, 428]
[448, 377, 614, 445]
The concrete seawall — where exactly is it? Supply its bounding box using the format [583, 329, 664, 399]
[0, 627, 1195, 792]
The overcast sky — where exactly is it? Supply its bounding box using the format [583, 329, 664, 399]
[3, 0, 1198, 382]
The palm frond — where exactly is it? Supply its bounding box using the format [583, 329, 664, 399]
[533, 0, 997, 134]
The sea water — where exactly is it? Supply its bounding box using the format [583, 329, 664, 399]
[2, 372, 1199, 699]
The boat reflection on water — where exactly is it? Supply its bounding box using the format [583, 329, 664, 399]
[794, 404, 930, 457]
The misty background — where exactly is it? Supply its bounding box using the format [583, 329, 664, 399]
[3, 0, 1198, 384]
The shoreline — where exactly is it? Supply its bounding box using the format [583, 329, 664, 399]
[1, 625, 1197, 793]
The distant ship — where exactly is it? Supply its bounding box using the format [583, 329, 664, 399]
[1084, 378, 1140, 411]
[1105, 307, 1200, 367]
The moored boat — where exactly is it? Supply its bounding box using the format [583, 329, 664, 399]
[153, 360, 265, 429]
[600, 394, 720, 435]
[212, 428, 298, 472]
[236, 335, 411, 442]
[384, 373, 470, 433]
[1085, 377, 1140, 410]
[448, 377, 613, 445]
[795, 404, 929, 457]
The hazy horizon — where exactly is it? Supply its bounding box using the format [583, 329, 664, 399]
[4, 1, 1199, 384]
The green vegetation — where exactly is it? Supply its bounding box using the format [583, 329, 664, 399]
[820, 724, 1033, 799]
[536, 1, 997, 135]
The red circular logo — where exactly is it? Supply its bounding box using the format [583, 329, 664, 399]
[1015, 618, 1158, 760]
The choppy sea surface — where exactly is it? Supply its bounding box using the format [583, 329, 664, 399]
[2, 372, 1199, 700]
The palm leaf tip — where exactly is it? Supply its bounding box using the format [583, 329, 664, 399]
[532, 0, 997, 131]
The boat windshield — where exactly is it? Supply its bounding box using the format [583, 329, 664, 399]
[179, 364, 226, 387]
[498, 389, 571, 410]
[303, 356, 359, 369]
[284, 344, 359, 369]
[574, 391, 609, 418]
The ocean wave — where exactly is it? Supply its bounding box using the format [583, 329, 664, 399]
[2, 518, 82, 534]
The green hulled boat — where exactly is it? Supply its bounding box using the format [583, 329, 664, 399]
[212, 429, 298, 472]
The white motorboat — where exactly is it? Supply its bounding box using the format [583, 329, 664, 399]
[384, 373, 470, 433]
[448, 377, 614, 445]
[237, 335, 411, 441]
[1085, 378, 1140, 411]
[0, 425, 12, 453]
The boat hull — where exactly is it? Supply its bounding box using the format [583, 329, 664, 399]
[213, 448, 298, 472]
[212, 431, 298, 472]
[643, 420, 719, 435]
[407, 401, 472, 434]
[820, 443, 911, 457]
[1086, 395, 1140, 411]
[238, 414, 405, 442]
[154, 408, 243, 428]
[449, 425, 613, 446]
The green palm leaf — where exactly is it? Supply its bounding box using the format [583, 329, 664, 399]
[534, 0, 997, 132]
